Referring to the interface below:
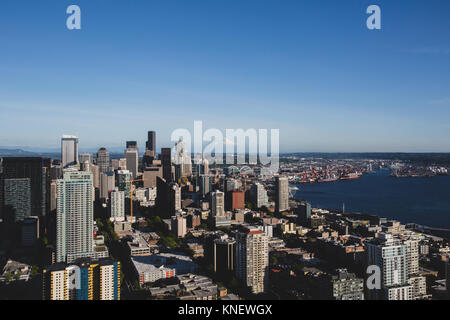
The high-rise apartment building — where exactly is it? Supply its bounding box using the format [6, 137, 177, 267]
[226, 190, 245, 211]
[251, 183, 268, 209]
[235, 226, 269, 294]
[43, 258, 120, 300]
[275, 176, 289, 212]
[61, 135, 79, 168]
[171, 214, 187, 238]
[56, 171, 94, 263]
[367, 233, 411, 300]
[42, 265, 67, 300]
[109, 188, 125, 222]
[404, 238, 420, 277]
[50, 180, 57, 212]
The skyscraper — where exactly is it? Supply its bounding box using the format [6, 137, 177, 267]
[173, 139, 192, 177]
[235, 226, 269, 294]
[202, 158, 209, 175]
[275, 176, 289, 212]
[146, 131, 156, 155]
[171, 214, 187, 238]
[3, 178, 31, 222]
[118, 158, 127, 170]
[251, 183, 268, 208]
[226, 190, 245, 211]
[161, 147, 172, 182]
[404, 238, 420, 277]
[143, 131, 156, 167]
[79, 153, 93, 164]
[143, 162, 163, 188]
[199, 175, 212, 196]
[81, 162, 99, 190]
[22, 216, 39, 247]
[116, 170, 132, 197]
[367, 233, 411, 300]
[297, 201, 311, 223]
[156, 177, 181, 218]
[96, 148, 110, 174]
[0, 157, 47, 217]
[111, 159, 120, 171]
[100, 172, 115, 200]
[109, 188, 125, 222]
[125, 147, 139, 179]
[61, 135, 79, 168]
[214, 237, 235, 276]
[56, 171, 94, 263]
[211, 191, 225, 217]
[126, 141, 137, 149]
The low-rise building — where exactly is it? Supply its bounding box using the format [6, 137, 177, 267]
[132, 252, 197, 285]
[0, 259, 31, 282]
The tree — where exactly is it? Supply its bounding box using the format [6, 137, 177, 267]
[270, 255, 279, 266]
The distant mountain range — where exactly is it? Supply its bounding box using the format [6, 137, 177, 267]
[2, 148, 450, 165]
[0, 146, 128, 157]
[0, 148, 40, 156]
[0, 147, 131, 159]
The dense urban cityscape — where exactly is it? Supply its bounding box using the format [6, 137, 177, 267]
[0, 131, 449, 301]
[1, 1, 449, 312]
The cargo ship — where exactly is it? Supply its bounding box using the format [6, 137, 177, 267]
[340, 172, 361, 180]
[317, 174, 338, 183]
[318, 177, 338, 183]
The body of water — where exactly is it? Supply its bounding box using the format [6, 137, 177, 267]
[294, 168, 450, 229]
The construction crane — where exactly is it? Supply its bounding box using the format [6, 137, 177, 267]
[125, 179, 145, 217]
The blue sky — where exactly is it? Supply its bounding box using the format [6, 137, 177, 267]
[0, 0, 449, 152]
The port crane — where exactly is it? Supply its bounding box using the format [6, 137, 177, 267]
[125, 178, 145, 217]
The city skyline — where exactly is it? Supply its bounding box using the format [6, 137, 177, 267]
[1, 0, 450, 304]
[1, 1, 450, 152]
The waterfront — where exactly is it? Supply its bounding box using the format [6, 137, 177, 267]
[294, 168, 450, 229]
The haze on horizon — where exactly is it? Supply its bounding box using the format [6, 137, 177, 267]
[1, 0, 450, 153]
